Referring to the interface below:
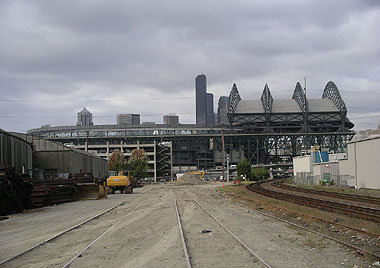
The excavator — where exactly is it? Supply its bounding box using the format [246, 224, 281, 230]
[189, 170, 205, 179]
[106, 171, 133, 194]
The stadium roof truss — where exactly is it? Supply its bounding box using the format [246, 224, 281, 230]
[227, 81, 354, 133]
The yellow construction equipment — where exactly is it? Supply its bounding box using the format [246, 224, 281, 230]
[74, 184, 108, 200]
[189, 170, 205, 179]
[106, 171, 133, 194]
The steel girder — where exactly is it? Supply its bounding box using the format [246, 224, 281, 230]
[227, 83, 241, 124]
[260, 83, 273, 113]
[45, 131, 353, 167]
[322, 81, 347, 114]
[292, 82, 309, 113]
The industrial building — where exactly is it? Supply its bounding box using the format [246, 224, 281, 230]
[293, 150, 352, 186]
[293, 134, 380, 189]
[339, 135, 380, 189]
[163, 114, 179, 125]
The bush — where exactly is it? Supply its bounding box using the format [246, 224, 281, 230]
[251, 166, 268, 181]
[237, 158, 251, 180]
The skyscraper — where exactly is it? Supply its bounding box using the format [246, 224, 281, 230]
[206, 93, 215, 124]
[217, 96, 229, 124]
[77, 107, 93, 126]
[195, 74, 207, 124]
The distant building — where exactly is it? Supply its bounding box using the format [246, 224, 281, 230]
[77, 107, 93, 126]
[206, 93, 215, 124]
[117, 114, 140, 125]
[355, 124, 380, 138]
[217, 96, 229, 124]
[163, 115, 179, 125]
[41, 124, 51, 129]
[195, 74, 215, 125]
[141, 122, 156, 127]
[195, 74, 207, 125]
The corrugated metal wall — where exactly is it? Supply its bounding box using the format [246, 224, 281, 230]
[0, 130, 33, 174]
[10, 132, 108, 178]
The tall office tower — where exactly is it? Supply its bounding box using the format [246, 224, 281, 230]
[217, 96, 229, 124]
[163, 114, 179, 125]
[117, 114, 140, 125]
[77, 107, 94, 126]
[206, 93, 215, 124]
[195, 74, 207, 124]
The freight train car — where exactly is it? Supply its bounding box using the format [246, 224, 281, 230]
[11, 133, 108, 179]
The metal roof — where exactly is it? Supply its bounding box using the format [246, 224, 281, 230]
[272, 99, 300, 113]
[234, 99, 340, 114]
[234, 100, 264, 114]
[308, 99, 339, 113]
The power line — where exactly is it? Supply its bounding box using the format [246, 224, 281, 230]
[1, 113, 379, 120]
[350, 115, 380, 119]
[309, 89, 380, 94]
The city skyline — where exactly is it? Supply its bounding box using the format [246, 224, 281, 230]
[0, 1, 379, 132]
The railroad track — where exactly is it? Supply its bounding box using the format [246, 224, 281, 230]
[272, 182, 380, 206]
[247, 181, 380, 222]
[0, 198, 145, 267]
[173, 188, 274, 268]
[185, 186, 380, 262]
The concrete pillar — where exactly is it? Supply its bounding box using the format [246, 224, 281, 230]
[85, 140, 88, 152]
[106, 141, 110, 160]
[153, 140, 157, 182]
[170, 141, 173, 180]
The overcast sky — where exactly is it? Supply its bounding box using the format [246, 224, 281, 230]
[0, 0, 379, 133]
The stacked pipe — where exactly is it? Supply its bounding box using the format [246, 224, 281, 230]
[30, 179, 75, 208]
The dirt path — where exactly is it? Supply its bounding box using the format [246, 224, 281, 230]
[174, 188, 264, 267]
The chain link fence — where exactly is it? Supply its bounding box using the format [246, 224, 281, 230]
[293, 172, 355, 187]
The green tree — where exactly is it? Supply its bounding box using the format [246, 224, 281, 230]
[127, 149, 148, 180]
[108, 149, 126, 173]
[237, 158, 251, 180]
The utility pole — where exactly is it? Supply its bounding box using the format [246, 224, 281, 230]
[304, 76, 308, 154]
[226, 154, 230, 184]
[221, 124, 225, 181]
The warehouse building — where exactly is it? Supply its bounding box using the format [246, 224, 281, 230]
[339, 135, 380, 189]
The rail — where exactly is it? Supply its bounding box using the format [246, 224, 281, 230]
[247, 181, 380, 222]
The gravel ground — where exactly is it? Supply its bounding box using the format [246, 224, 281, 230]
[264, 182, 380, 209]
[0, 184, 375, 267]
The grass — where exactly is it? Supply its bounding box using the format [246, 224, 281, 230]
[218, 184, 380, 236]
[295, 184, 380, 198]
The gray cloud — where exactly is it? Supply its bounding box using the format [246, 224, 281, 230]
[0, 0, 379, 132]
